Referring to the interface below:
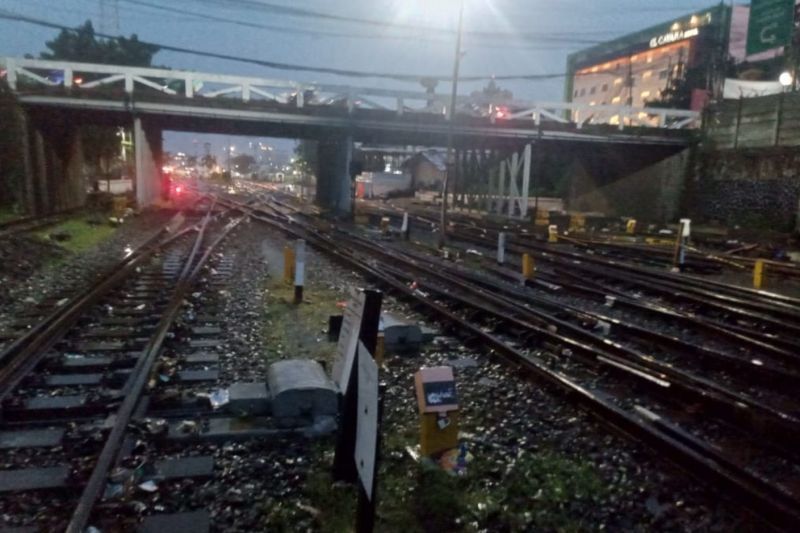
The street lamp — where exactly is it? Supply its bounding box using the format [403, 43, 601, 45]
[780, 71, 794, 89]
[439, 0, 466, 249]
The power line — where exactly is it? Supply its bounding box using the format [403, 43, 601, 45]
[116, 0, 594, 49]
[0, 10, 571, 82]
[177, 0, 607, 43]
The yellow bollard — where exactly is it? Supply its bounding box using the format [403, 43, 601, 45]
[548, 225, 559, 243]
[380, 217, 391, 233]
[283, 245, 295, 284]
[522, 254, 535, 280]
[754, 260, 765, 289]
[626, 219, 637, 235]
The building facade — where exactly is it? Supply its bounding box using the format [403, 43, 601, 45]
[565, 4, 732, 122]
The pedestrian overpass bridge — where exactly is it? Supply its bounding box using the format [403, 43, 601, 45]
[1, 57, 700, 214]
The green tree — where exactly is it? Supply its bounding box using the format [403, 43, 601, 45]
[230, 153, 256, 175]
[294, 139, 318, 177]
[0, 80, 25, 209]
[40, 21, 160, 177]
[41, 21, 158, 66]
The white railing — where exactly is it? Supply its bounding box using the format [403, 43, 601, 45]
[0, 57, 700, 130]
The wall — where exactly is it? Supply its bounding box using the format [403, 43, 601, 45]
[686, 148, 800, 231]
[692, 93, 800, 232]
[705, 92, 800, 150]
[567, 149, 690, 223]
[412, 161, 444, 190]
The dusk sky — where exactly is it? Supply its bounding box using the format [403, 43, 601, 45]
[0, 0, 727, 157]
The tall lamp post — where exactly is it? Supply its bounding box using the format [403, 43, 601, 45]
[439, 0, 466, 248]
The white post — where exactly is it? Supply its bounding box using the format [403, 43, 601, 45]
[6, 59, 17, 89]
[124, 73, 134, 94]
[64, 69, 73, 88]
[294, 239, 306, 304]
[497, 232, 506, 264]
[296, 89, 305, 108]
[401, 212, 409, 239]
[497, 158, 506, 215]
[185, 75, 194, 98]
[242, 83, 251, 102]
[520, 144, 532, 219]
[397, 97, 404, 116]
[507, 154, 520, 218]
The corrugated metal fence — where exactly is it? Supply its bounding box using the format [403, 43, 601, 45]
[705, 92, 800, 149]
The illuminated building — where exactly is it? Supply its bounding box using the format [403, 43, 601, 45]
[565, 4, 732, 123]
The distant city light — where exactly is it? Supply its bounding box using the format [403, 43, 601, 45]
[779, 71, 794, 88]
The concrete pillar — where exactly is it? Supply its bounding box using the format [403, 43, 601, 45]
[316, 135, 353, 217]
[32, 130, 49, 215]
[20, 112, 87, 215]
[134, 117, 163, 208]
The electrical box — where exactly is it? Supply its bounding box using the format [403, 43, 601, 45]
[414, 366, 459, 457]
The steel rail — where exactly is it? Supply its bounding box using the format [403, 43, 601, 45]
[340, 232, 800, 446]
[0, 216, 198, 402]
[451, 228, 800, 339]
[65, 201, 242, 532]
[456, 226, 800, 322]
[235, 198, 800, 531]
[387, 244, 800, 387]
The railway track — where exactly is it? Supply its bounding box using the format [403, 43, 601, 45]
[0, 196, 252, 531]
[0, 210, 81, 240]
[230, 194, 800, 530]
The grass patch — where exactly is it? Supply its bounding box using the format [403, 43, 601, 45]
[262, 280, 342, 364]
[0, 205, 22, 225]
[36, 217, 117, 254]
[467, 450, 608, 531]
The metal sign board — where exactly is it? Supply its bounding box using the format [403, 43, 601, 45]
[747, 0, 794, 55]
[354, 342, 378, 501]
[332, 291, 366, 390]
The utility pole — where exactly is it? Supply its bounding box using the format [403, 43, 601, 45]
[439, 0, 466, 249]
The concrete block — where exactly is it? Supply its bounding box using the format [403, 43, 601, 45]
[0, 466, 69, 492]
[381, 313, 422, 353]
[267, 360, 338, 428]
[227, 382, 270, 416]
[139, 511, 209, 533]
[0, 429, 64, 449]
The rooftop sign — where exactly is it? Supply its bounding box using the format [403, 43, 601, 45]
[649, 27, 700, 48]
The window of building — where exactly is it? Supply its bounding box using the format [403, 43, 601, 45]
[647, 55, 653, 63]
[659, 70, 669, 80]
[612, 96, 621, 104]
[590, 86, 596, 94]
[643, 71, 652, 79]
[631, 54, 639, 62]
[614, 77, 623, 85]
[590, 101, 597, 106]
[602, 84, 609, 92]
[641, 90, 651, 100]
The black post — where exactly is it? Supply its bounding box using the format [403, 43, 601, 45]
[356, 382, 386, 533]
[333, 289, 383, 482]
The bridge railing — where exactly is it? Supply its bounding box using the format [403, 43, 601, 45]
[0, 57, 700, 130]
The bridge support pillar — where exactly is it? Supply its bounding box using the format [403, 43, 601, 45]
[20, 112, 86, 215]
[316, 135, 353, 218]
[134, 117, 163, 208]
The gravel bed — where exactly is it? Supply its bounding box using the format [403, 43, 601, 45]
[0, 213, 768, 531]
[225, 217, 756, 530]
[0, 210, 177, 330]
